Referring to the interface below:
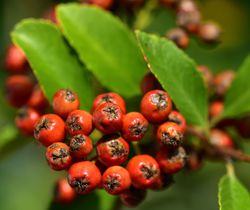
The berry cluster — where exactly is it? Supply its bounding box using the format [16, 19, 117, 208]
[28, 88, 187, 206]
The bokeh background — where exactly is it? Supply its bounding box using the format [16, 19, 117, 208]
[0, 0, 250, 210]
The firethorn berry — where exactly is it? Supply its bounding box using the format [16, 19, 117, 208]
[127, 154, 160, 189]
[210, 129, 234, 149]
[15, 107, 40, 136]
[197, 65, 214, 90]
[213, 70, 235, 97]
[102, 166, 131, 195]
[68, 161, 101, 194]
[156, 146, 186, 174]
[198, 22, 221, 43]
[81, 0, 113, 9]
[69, 134, 93, 160]
[95, 160, 108, 175]
[140, 90, 172, 124]
[54, 178, 76, 204]
[186, 151, 203, 171]
[236, 116, 250, 139]
[168, 110, 187, 133]
[120, 187, 147, 207]
[91, 92, 126, 114]
[5, 75, 34, 108]
[96, 134, 129, 166]
[166, 28, 189, 49]
[27, 86, 49, 112]
[122, 112, 149, 142]
[209, 101, 224, 118]
[46, 142, 72, 171]
[93, 103, 124, 134]
[176, 9, 201, 33]
[177, 0, 198, 13]
[156, 122, 184, 148]
[34, 114, 65, 147]
[140, 72, 162, 94]
[66, 110, 93, 136]
[4, 44, 28, 73]
[52, 89, 80, 119]
[150, 173, 174, 191]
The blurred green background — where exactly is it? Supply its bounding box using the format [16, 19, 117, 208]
[0, 0, 250, 210]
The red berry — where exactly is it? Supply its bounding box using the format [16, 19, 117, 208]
[5, 75, 34, 108]
[140, 72, 162, 95]
[213, 71, 235, 97]
[210, 129, 234, 148]
[68, 161, 101, 194]
[46, 143, 72, 171]
[197, 65, 214, 90]
[122, 112, 149, 142]
[127, 154, 160, 189]
[236, 116, 250, 138]
[177, 0, 198, 13]
[81, 0, 114, 9]
[4, 44, 28, 73]
[93, 103, 124, 134]
[156, 146, 186, 174]
[96, 135, 129, 166]
[140, 90, 172, 124]
[52, 89, 80, 119]
[166, 28, 189, 49]
[34, 114, 65, 147]
[92, 92, 126, 114]
[186, 151, 203, 171]
[168, 110, 187, 133]
[95, 160, 108, 175]
[150, 173, 174, 191]
[43, 6, 57, 24]
[120, 186, 147, 207]
[27, 86, 49, 112]
[15, 107, 40, 136]
[198, 22, 221, 44]
[69, 134, 93, 160]
[209, 101, 224, 119]
[66, 110, 93, 136]
[54, 178, 76, 204]
[102, 166, 131, 195]
[156, 122, 184, 148]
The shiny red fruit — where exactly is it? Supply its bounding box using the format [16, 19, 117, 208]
[27, 86, 49, 112]
[168, 110, 187, 133]
[54, 178, 76, 204]
[140, 72, 162, 95]
[210, 129, 234, 148]
[209, 101, 224, 118]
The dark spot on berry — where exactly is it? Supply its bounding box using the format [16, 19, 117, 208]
[129, 122, 147, 136]
[67, 116, 82, 131]
[34, 118, 52, 137]
[65, 89, 76, 102]
[168, 147, 187, 164]
[140, 164, 158, 180]
[161, 131, 183, 147]
[108, 140, 128, 157]
[101, 95, 114, 103]
[151, 93, 167, 111]
[70, 135, 86, 151]
[71, 177, 90, 193]
[104, 175, 120, 191]
[103, 106, 119, 120]
[52, 148, 69, 164]
[17, 107, 28, 119]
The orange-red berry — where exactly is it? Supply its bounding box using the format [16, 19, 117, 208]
[197, 65, 214, 90]
[54, 178, 76, 204]
[27, 86, 49, 112]
[213, 71, 235, 97]
[209, 101, 224, 119]
[168, 110, 187, 133]
[166, 28, 189, 49]
[81, 0, 114, 9]
[198, 22, 221, 43]
[140, 72, 162, 95]
[120, 187, 147, 207]
[210, 129, 234, 148]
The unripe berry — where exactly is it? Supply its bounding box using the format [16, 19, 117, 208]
[122, 112, 149, 142]
[34, 114, 65, 147]
[198, 22, 221, 44]
[46, 143, 72, 171]
[15, 107, 40, 136]
[92, 92, 126, 114]
[140, 72, 162, 95]
[156, 146, 186, 174]
[96, 134, 129, 166]
[213, 71, 235, 97]
[68, 161, 101, 194]
[210, 129, 234, 148]
[140, 90, 172, 124]
[4, 44, 28, 73]
[52, 89, 80, 119]
[81, 0, 114, 9]
[69, 134, 93, 160]
[168, 110, 187, 133]
[209, 101, 224, 119]
[5, 75, 34, 108]
[166, 28, 189, 49]
[93, 103, 124, 134]
[120, 186, 147, 207]
[197, 65, 214, 90]
[27, 86, 49, 112]
[102, 166, 131, 195]
[66, 110, 93, 136]
[127, 154, 160, 189]
[156, 122, 184, 148]
[54, 178, 76, 204]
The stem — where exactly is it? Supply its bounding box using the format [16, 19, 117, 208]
[132, 142, 141, 154]
[226, 161, 235, 177]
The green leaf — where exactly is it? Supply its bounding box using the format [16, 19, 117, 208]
[57, 4, 146, 98]
[222, 55, 250, 118]
[219, 174, 250, 210]
[11, 19, 95, 110]
[136, 31, 208, 127]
